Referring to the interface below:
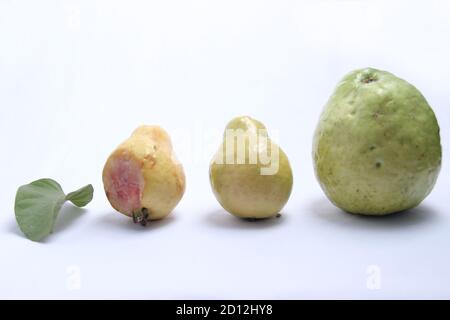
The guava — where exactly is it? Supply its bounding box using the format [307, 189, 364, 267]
[210, 116, 293, 219]
[103, 125, 185, 224]
[313, 68, 441, 215]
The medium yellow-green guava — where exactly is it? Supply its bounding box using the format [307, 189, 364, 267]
[210, 116, 293, 219]
[313, 68, 441, 215]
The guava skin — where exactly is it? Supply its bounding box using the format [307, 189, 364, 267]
[103, 126, 185, 223]
[313, 68, 441, 215]
[210, 116, 293, 219]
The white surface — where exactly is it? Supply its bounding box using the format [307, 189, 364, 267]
[1, 0, 449, 299]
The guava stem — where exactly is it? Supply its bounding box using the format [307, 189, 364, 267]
[132, 207, 150, 226]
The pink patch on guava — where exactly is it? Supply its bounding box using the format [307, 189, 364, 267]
[104, 157, 143, 215]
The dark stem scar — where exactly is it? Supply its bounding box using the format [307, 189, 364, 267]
[361, 73, 378, 84]
[132, 207, 150, 226]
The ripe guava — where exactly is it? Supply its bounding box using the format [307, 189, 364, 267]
[313, 68, 441, 215]
[103, 125, 185, 224]
[210, 116, 293, 219]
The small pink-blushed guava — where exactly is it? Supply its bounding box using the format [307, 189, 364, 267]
[103, 126, 185, 225]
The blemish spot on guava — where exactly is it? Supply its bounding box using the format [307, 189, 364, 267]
[375, 161, 382, 168]
[369, 145, 376, 151]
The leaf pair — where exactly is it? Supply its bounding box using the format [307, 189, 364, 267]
[14, 179, 94, 241]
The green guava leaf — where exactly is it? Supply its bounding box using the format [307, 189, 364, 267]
[14, 179, 94, 242]
[66, 184, 94, 207]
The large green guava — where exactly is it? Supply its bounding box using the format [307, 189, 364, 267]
[313, 68, 441, 215]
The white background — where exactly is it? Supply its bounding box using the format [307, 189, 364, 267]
[1, 0, 449, 299]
